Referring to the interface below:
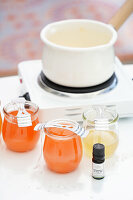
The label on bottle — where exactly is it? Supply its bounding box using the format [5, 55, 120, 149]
[92, 162, 104, 179]
[17, 112, 32, 127]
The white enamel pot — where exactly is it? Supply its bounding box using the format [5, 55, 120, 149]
[40, 0, 133, 88]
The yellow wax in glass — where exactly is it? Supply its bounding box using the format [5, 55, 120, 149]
[82, 129, 118, 158]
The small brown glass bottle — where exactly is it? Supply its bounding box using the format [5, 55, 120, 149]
[92, 143, 105, 179]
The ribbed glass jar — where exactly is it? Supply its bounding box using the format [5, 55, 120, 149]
[82, 106, 119, 158]
[43, 119, 83, 173]
[2, 100, 40, 152]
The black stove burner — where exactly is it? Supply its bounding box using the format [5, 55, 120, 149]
[39, 71, 117, 94]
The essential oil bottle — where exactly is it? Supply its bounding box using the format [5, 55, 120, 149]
[92, 143, 105, 179]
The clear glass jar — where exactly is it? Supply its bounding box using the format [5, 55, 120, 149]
[43, 119, 83, 173]
[82, 106, 119, 158]
[2, 100, 40, 152]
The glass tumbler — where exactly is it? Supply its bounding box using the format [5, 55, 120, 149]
[2, 100, 40, 152]
[82, 106, 119, 158]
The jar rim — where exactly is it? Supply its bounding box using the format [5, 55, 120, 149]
[3, 100, 39, 119]
[82, 106, 119, 126]
[44, 119, 79, 140]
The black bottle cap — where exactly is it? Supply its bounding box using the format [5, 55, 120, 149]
[93, 143, 105, 158]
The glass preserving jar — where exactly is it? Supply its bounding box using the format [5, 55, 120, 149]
[2, 99, 40, 152]
[42, 119, 83, 173]
[82, 106, 119, 158]
[0, 101, 2, 134]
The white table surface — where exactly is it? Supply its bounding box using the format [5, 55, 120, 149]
[0, 66, 133, 200]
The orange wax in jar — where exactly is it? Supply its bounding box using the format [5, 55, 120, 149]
[0, 101, 2, 134]
[43, 126, 83, 173]
[2, 101, 40, 152]
[0, 113, 2, 134]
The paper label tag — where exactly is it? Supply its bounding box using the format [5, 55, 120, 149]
[17, 112, 32, 127]
[92, 163, 104, 179]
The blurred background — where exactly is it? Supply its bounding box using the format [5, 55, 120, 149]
[0, 0, 133, 76]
